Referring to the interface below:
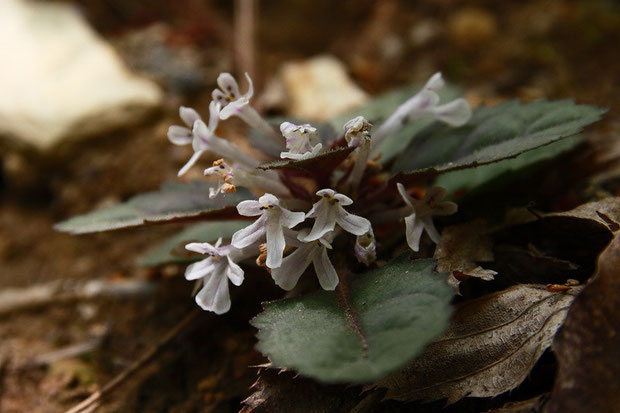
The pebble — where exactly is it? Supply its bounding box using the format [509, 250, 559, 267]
[0, 0, 162, 152]
[280, 56, 368, 121]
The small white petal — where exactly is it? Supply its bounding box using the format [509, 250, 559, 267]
[191, 120, 211, 151]
[185, 242, 216, 255]
[413, 89, 441, 111]
[271, 243, 315, 290]
[167, 126, 193, 145]
[313, 247, 339, 290]
[216, 72, 241, 98]
[316, 188, 336, 197]
[231, 215, 267, 248]
[280, 208, 306, 228]
[184, 258, 214, 281]
[405, 214, 425, 252]
[280, 121, 297, 135]
[310, 143, 323, 154]
[226, 256, 244, 286]
[317, 237, 332, 249]
[265, 219, 286, 268]
[177, 150, 204, 177]
[305, 202, 319, 219]
[433, 98, 472, 126]
[195, 270, 231, 314]
[207, 101, 221, 130]
[333, 193, 353, 206]
[424, 72, 445, 92]
[212, 89, 228, 106]
[335, 210, 371, 236]
[303, 202, 337, 241]
[397, 183, 414, 208]
[242, 72, 254, 99]
[180, 106, 201, 127]
[236, 200, 263, 216]
[259, 193, 280, 207]
[422, 216, 441, 244]
[280, 151, 307, 160]
[219, 99, 247, 120]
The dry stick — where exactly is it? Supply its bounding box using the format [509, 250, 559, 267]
[234, 0, 255, 78]
[0, 279, 155, 316]
[64, 309, 201, 413]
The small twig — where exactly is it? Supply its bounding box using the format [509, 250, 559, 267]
[234, 0, 256, 78]
[64, 309, 201, 413]
[0, 279, 155, 316]
[24, 337, 105, 369]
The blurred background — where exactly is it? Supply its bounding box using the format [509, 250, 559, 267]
[0, 0, 618, 411]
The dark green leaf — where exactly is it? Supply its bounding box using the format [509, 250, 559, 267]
[137, 220, 250, 267]
[259, 147, 354, 175]
[435, 135, 582, 197]
[392, 99, 606, 179]
[252, 256, 454, 383]
[54, 181, 253, 234]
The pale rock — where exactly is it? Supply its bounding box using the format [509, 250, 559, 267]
[280, 56, 368, 121]
[0, 0, 163, 151]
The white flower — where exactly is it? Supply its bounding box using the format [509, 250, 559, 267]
[231, 193, 305, 268]
[354, 228, 376, 266]
[301, 189, 372, 242]
[212, 72, 254, 120]
[203, 159, 237, 198]
[204, 159, 291, 199]
[271, 229, 339, 291]
[397, 183, 458, 252]
[373, 72, 472, 149]
[402, 72, 472, 127]
[211, 72, 282, 145]
[184, 238, 245, 314]
[279, 122, 323, 160]
[343, 116, 372, 148]
[168, 100, 262, 176]
[343, 116, 373, 191]
[168, 102, 220, 176]
[167, 106, 201, 145]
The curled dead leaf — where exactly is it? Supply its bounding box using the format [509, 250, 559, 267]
[547, 235, 620, 412]
[545, 197, 620, 232]
[434, 220, 497, 288]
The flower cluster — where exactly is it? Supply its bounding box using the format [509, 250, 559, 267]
[169, 71, 471, 313]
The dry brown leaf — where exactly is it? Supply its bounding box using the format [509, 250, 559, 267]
[492, 198, 620, 285]
[546, 197, 620, 232]
[375, 285, 581, 404]
[241, 368, 361, 413]
[546, 235, 620, 412]
[492, 245, 579, 286]
[488, 394, 550, 413]
[434, 220, 497, 287]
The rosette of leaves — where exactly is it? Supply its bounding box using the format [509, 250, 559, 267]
[55, 78, 606, 385]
